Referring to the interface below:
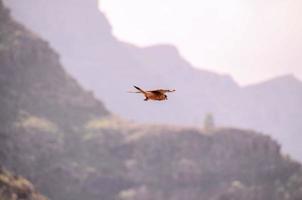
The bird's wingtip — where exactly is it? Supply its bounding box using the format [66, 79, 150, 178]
[133, 85, 140, 90]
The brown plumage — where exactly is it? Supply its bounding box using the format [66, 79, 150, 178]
[129, 86, 176, 101]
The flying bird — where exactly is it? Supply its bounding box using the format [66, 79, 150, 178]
[129, 86, 176, 101]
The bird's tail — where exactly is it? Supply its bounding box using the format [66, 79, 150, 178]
[133, 85, 146, 94]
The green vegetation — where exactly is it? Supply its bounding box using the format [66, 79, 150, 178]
[203, 112, 215, 132]
[0, 167, 48, 200]
[16, 115, 58, 133]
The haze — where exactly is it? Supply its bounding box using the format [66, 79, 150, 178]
[100, 0, 302, 85]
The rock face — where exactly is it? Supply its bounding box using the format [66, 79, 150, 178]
[1, 1, 302, 200]
[3, 0, 302, 161]
[0, 2, 108, 128]
[0, 166, 48, 200]
[121, 127, 302, 200]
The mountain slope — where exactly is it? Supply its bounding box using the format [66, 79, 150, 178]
[0, 1, 116, 199]
[4, 0, 302, 162]
[240, 75, 302, 159]
[0, 1, 108, 128]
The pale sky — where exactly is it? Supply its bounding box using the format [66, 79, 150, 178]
[99, 0, 302, 85]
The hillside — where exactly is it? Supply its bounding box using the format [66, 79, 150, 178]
[3, 0, 302, 161]
[1, 1, 302, 200]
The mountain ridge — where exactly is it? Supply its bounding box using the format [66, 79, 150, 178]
[3, 0, 302, 162]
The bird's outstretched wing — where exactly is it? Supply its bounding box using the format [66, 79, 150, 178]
[128, 86, 175, 95]
[127, 91, 141, 93]
[149, 89, 176, 93]
[128, 86, 146, 93]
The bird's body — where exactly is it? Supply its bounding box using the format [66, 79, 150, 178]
[130, 86, 176, 101]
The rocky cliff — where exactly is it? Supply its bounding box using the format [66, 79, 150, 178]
[0, 166, 48, 200]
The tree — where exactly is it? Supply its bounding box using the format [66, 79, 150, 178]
[203, 113, 215, 132]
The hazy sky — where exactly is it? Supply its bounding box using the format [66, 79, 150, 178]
[99, 0, 302, 85]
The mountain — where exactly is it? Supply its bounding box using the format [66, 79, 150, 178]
[240, 75, 302, 156]
[1, 1, 302, 200]
[3, 0, 302, 162]
[0, 1, 119, 199]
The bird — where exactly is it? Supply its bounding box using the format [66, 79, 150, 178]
[129, 86, 176, 101]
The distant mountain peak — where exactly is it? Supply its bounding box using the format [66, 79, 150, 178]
[246, 74, 302, 89]
[274, 74, 301, 83]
